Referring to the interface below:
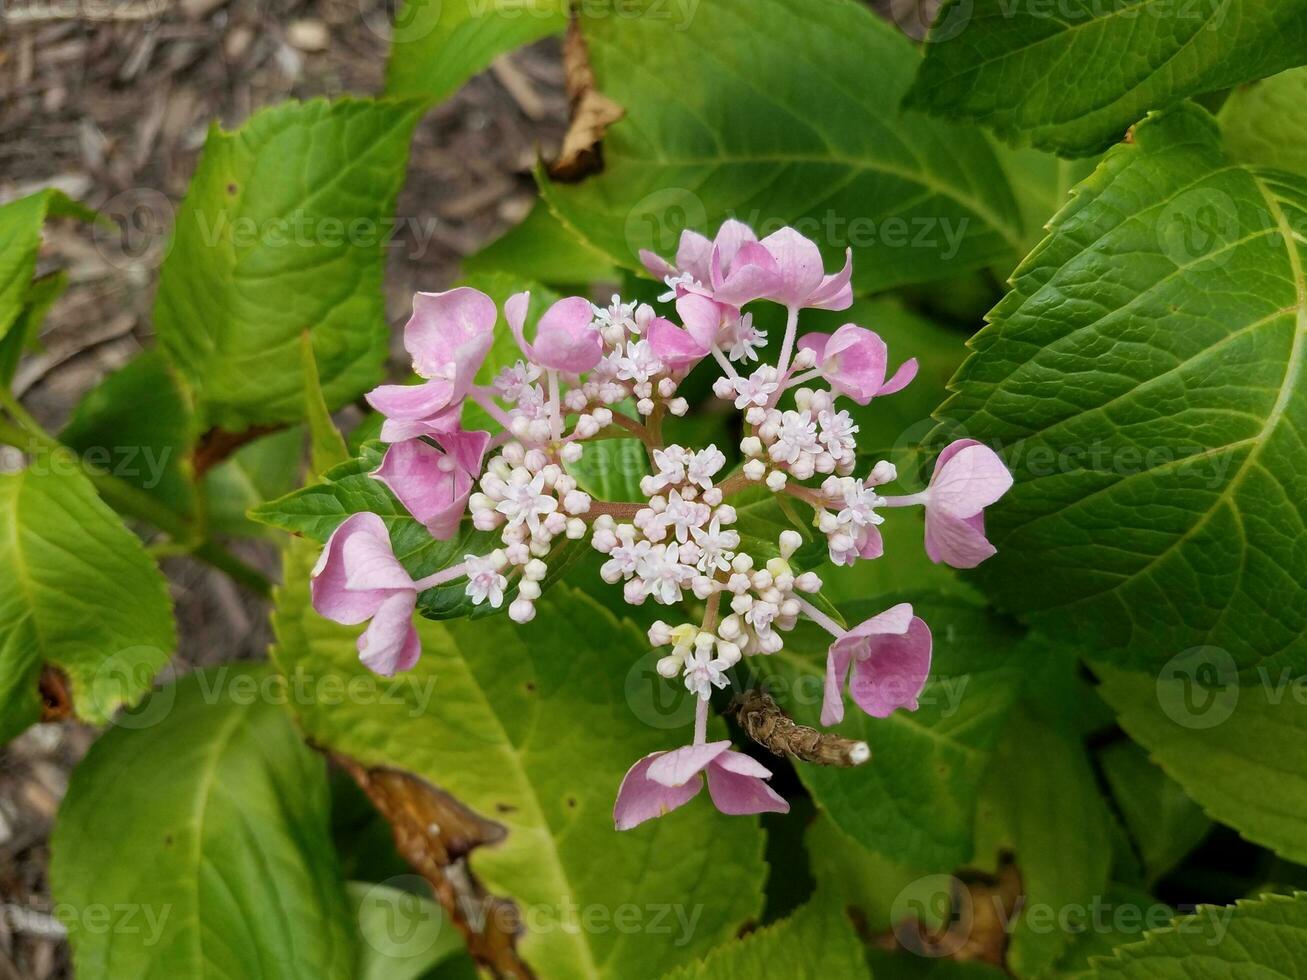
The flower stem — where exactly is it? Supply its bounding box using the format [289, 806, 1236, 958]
[471, 387, 512, 428]
[547, 369, 562, 440]
[710, 346, 738, 379]
[879, 492, 927, 508]
[693, 695, 708, 746]
[796, 596, 845, 639]
[413, 562, 468, 591]
[775, 305, 799, 378]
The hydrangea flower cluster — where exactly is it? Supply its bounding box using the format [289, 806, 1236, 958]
[309, 221, 1013, 830]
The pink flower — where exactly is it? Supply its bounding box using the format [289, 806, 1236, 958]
[798, 325, 917, 405]
[366, 288, 497, 425]
[613, 740, 788, 830]
[639, 219, 757, 294]
[646, 315, 710, 374]
[920, 440, 1013, 569]
[311, 513, 421, 676]
[372, 428, 491, 539]
[821, 603, 931, 726]
[757, 228, 853, 310]
[506, 292, 603, 374]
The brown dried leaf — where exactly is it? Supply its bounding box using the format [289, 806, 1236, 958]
[330, 752, 535, 980]
[731, 689, 871, 767]
[547, 16, 623, 183]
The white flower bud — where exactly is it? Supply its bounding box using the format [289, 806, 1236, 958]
[657, 377, 677, 398]
[765, 470, 788, 491]
[564, 490, 592, 515]
[795, 571, 822, 592]
[566, 518, 586, 539]
[502, 443, 525, 467]
[793, 346, 817, 369]
[719, 615, 742, 640]
[668, 398, 688, 416]
[716, 640, 742, 666]
[509, 598, 536, 623]
[740, 436, 763, 457]
[779, 530, 802, 558]
[648, 620, 673, 645]
[730, 593, 754, 615]
[518, 580, 541, 600]
[637, 398, 655, 416]
[691, 576, 715, 599]
[746, 406, 767, 425]
[743, 459, 766, 481]
[656, 655, 681, 678]
[731, 553, 754, 573]
[524, 559, 548, 581]
[869, 460, 898, 486]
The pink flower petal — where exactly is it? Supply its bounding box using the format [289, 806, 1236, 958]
[531, 296, 603, 373]
[925, 510, 996, 568]
[879, 357, 919, 396]
[675, 292, 731, 351]
[365, 379, 457, 421]
[647, 317, 709, 373]
[759, 227, 826, 307]
[373, 439, 474, 540]
[805, 248, 854, 311]
[646, 740, 731, 787]
[674, 229, 715, 283]
[378, 407, 462, 443]
[855, 524, 884, 560]
[341, 523, 416, 593]
[929, 442, 1013, 518]
[639, 248, 676, 281]
[847, 616, 932, 718]
[712, 219, 758, 270]
[405, 288, 497, 394]
[311, 514, 405, 625]
[821, 643, 854, 726]
[505, 291, 532, 360]
[613, 752, 703, 830]
[705, 756, 789, 816]
[712, 240, 781, 307]
[357, 590, 420, 676]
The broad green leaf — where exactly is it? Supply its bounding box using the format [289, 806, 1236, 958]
[349, 881, 463, 980]
[934, 105, 1307, 675]
[61, 350, 197, 519]
[49, 665, 356, 978]
[0, 270, 66, 388]
[766, 593, 1023, 870]
[251, 442, 495, 619]
[0, 467, 174, 743]
[385, 0, 567, 103]
[1098, 740, 1211, 884]
[463, 201, 619, 287]
[301, 332, 349, 474]
[153, 98, 424, 429]
[567, 437, 649, 502]
[1096, 662, 1307, 866]
[1084, 891, 1307, 978]
[202, 427, 305, 537]
[272, 543, 767, 979]
[906, 0, 1307, 157]
[1047, 884, 1174, 980]
[977, 699, 1113, 975]
[658, 892, 866, 980]
[1221, 66, 1307, 178]
[540, 0, 1025, 294]
[0, 190, 94, 346]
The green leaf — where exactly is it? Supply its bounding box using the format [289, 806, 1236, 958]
[977, 699, 1113, 975]
[153, 98, 424, 430]
[1046, 884, 1174, 980]
[49, 665, 356, 978]
[1221, 66, 1307, 179]
[996, 146, 1099, 259]
[272, 542, 767, 978]
[934, 104, 1307, 675]
[905, 0, 1307, 156]
[540, 0, 1025, 294]
[567, 436, 649, 502]
[60, 350, 198, 520]
[657, 892, 866, 980]
[349, 881, 463, 980]
[463, 201, 619, 287]
[1084, 891, 1307, 978]
[1098, 740, 1211, 884]
[0, 270, 67, 388]
[385, 0, 567, 103]
[805, 815, 938, 933]
[300, 331, 350, 474]
[0, 467, 175, 743]
[251, 442, 496, 619]
[1096, 662, 1307, 866]
[766, 594, 1023, 870]
[0, 190, 94, 347]
[202, 427, 305, 537]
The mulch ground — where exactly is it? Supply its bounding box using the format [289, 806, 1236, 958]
[0, 3, 567, 973]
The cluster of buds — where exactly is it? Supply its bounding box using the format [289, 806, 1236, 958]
[308, 219, 1013, 830]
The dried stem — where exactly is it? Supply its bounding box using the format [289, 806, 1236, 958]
[730, 689, 869, 767]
